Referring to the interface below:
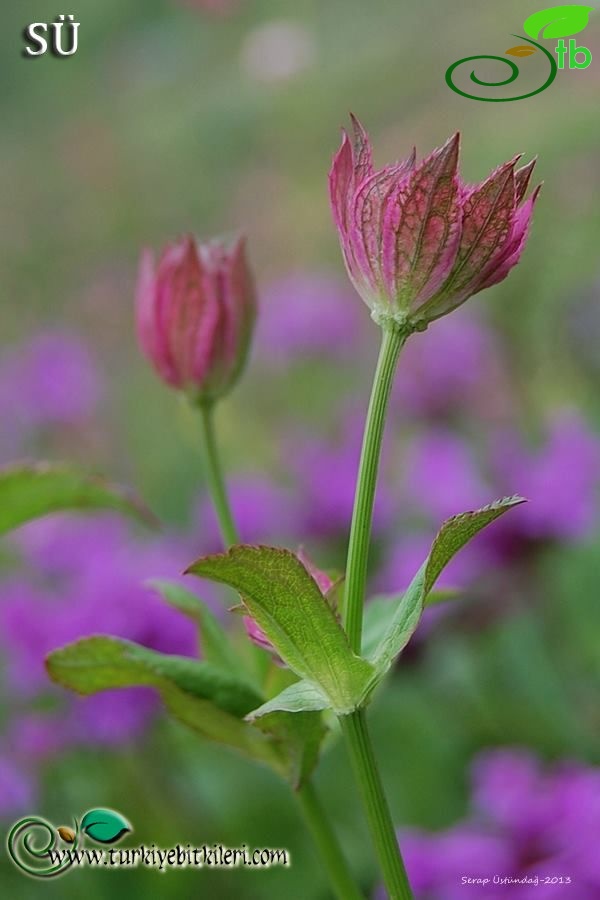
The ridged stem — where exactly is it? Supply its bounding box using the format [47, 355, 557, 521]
[340, 710, 413, 900]
[343, 326, 406, 653]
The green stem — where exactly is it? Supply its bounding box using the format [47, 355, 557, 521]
[296, 781, 365, 900]
[197, 400, 363, 900]
[199, 402, 239, 547]
[340, 710, 413, 900]
[343, 326, 406, 653]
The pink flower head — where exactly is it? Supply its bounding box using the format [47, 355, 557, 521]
[329, 116, 540, 332]
[243, 549, 334, 662]
[136, 234, 256, 404]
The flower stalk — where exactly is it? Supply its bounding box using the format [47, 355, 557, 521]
[198, 402, 239, 547]
[340, 710, 413, 900]
[198, 401, 364, 900]
[343, 324, 406, 653]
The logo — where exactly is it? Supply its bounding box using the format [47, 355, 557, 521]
[446, 4, 594, 101]
[7, 808, 131, 878]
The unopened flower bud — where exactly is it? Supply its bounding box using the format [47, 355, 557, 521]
[136, 234, 256, 404]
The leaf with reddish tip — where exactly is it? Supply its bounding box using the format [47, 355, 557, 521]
[370, 497, 526, 678]
[187, 545, 375, 714]
[506, 45, 538, 56]
[0, 463, 157, 536]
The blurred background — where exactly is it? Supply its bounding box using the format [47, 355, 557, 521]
[1, 1, 599, 897]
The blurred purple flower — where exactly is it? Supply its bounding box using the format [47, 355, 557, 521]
[377, 749, 600, 899]
[0, 332, 102, 435]
[195, 475, 302, 551]
[375, 532, 487, 598]
[402, 430, 490, 522]
[7, 714, 65, 761]
[0, 756, 35, 817]
[0, 513, 212, 749]
[393, 310, 509, 420]
[288, 413, 393, 539]
[491, 413, 600, 547]
[66, 689, 159, 747]
[255, 272, 363, 366]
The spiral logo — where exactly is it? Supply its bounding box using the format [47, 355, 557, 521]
[445, 5, 594, 102]
[446, 36, 557, 101]
[7, 816, 78, 878]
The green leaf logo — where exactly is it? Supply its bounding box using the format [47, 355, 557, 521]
[523, 5, 594, 40]
[80, 809, 131, 844]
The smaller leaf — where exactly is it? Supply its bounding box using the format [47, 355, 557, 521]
[523, 5, 594, 40]
[0, 463, 157, 536]
[80, 809, 131, 844]
[361, 589, 460, 658]
[247, 681, 330, 719]
[47, 636, 286, 772]
[506, 45, 538, 56]
[46, 636, 262, 717]
[370, 497, 525, 678]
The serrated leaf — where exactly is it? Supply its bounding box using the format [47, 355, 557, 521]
[187, 545, 375, 714]
[47, 636, 286, 772]
[80, 809, 131, 844]
[506, 45, 538, 56]
[148, 580, 242, 673]
[370, 497, 525, 677]
[46, 636, 262, 717]
[523, 5, 593, 40]
[0, 463, 157, 536]
[247, 681, 331, 719]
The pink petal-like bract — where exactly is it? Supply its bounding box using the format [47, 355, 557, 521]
[135, 234, 256, 403]
[329, 116, 540, 332]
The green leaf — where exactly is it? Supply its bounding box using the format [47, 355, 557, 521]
[0, 463, 157, 536]
[252, 709, 327, 789]
[80, 809, 131, 844]
[361, 589, 460, 659]
[47, 636, 286, 772]
[187, 545, 375, 714]
[46, 636, 262, 717]
[148, 580, 242, 673]
[160, 683, 285, 773]
[370, 497, 525, 677]
[247, 681, 330, 719]
[523, 5, 593, 40]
